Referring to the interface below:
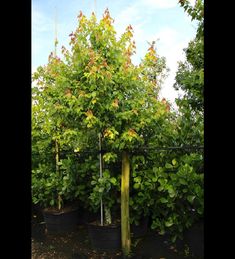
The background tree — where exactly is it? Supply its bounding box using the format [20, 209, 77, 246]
[173, 0, 204, 146]
[174, 0, 204, 113]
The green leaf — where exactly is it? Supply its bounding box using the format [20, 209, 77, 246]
[110, 177, 117, 185]
[172, 159, 177, 166]
[168, 189, 176, 198]
[152, 177, 158, 182]
[159, 229, 165, 235]
[165, 163, 173, 169]
[133, 183, 140, 189]
[160, 197, 168, 203]
[91, 91, 96, 97]
[187, 195, 196, 203]
[103, 170, 110, 178]
[153, 167, 158, 173]
[134, 176, 141, 183]
[197, 207, 203, 215]
[179, 179, 187, 185]
[165, 219, 174, 227]
[98, 187, 104, 193]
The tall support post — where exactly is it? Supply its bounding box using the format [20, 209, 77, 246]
[121, 151, 131, 256]
[94, 0, 96, 13]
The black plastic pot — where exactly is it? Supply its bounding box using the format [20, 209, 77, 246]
[43, 207, 79, 234]
[88, 223, 121, 252]
[77, 207, 99, 225]
[184, 219, 204, 258]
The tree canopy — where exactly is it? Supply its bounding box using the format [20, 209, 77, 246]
[174, 0, 204, 114]
[32, 9, 171, 154]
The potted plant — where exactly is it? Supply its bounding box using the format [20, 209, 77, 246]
[149, 154, 204, 243]
[32, 42, 88, 234]
[32, 154, 82, 234]
[87, 150, 122, 252]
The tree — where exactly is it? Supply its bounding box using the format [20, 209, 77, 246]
[174, 0, 204, 114]
[173, 0, 204, 148]
[32, 9, 170, 256]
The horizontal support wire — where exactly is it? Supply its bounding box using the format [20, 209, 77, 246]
[32, 145, 204, 157]
[132, 146, 203, 151]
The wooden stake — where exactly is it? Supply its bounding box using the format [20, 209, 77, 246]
[121, 151, 131, 256]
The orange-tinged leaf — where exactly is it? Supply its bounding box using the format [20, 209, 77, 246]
[112, 99, 119, 108]
[132, 109, 138, 115]
[85, 109, 93, 118]
[128, 128, 137, 137]
[65, 88, 72, 97]
[79, 91, 85, 97]
[78, 11, 83, 19]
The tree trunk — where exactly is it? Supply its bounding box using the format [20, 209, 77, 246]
[121, 151, 131, 256]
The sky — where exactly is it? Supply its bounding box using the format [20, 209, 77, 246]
[32, 0, 197, 107]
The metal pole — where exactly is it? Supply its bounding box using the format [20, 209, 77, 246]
[99, 133, 103, 226]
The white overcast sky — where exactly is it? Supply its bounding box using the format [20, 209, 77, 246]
[32, 0, 197, 106]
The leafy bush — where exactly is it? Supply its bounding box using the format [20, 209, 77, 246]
[150, 153, 204, 242]
[32, 156, 84, 210]
[89, 168, 120, 224]
[129, 152, 203, 242]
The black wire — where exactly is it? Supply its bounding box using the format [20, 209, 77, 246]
[131, 146, 203, 151]
[32, 145, 203, 157]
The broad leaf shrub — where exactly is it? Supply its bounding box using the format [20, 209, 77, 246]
[32, 156, 83, 209]
[130, 151, 203, 242]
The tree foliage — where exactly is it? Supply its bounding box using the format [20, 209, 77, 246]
[32, 8, 169, 212]
[174, 0, 204, 113]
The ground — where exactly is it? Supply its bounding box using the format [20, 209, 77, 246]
[32, 208, 203, 259]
